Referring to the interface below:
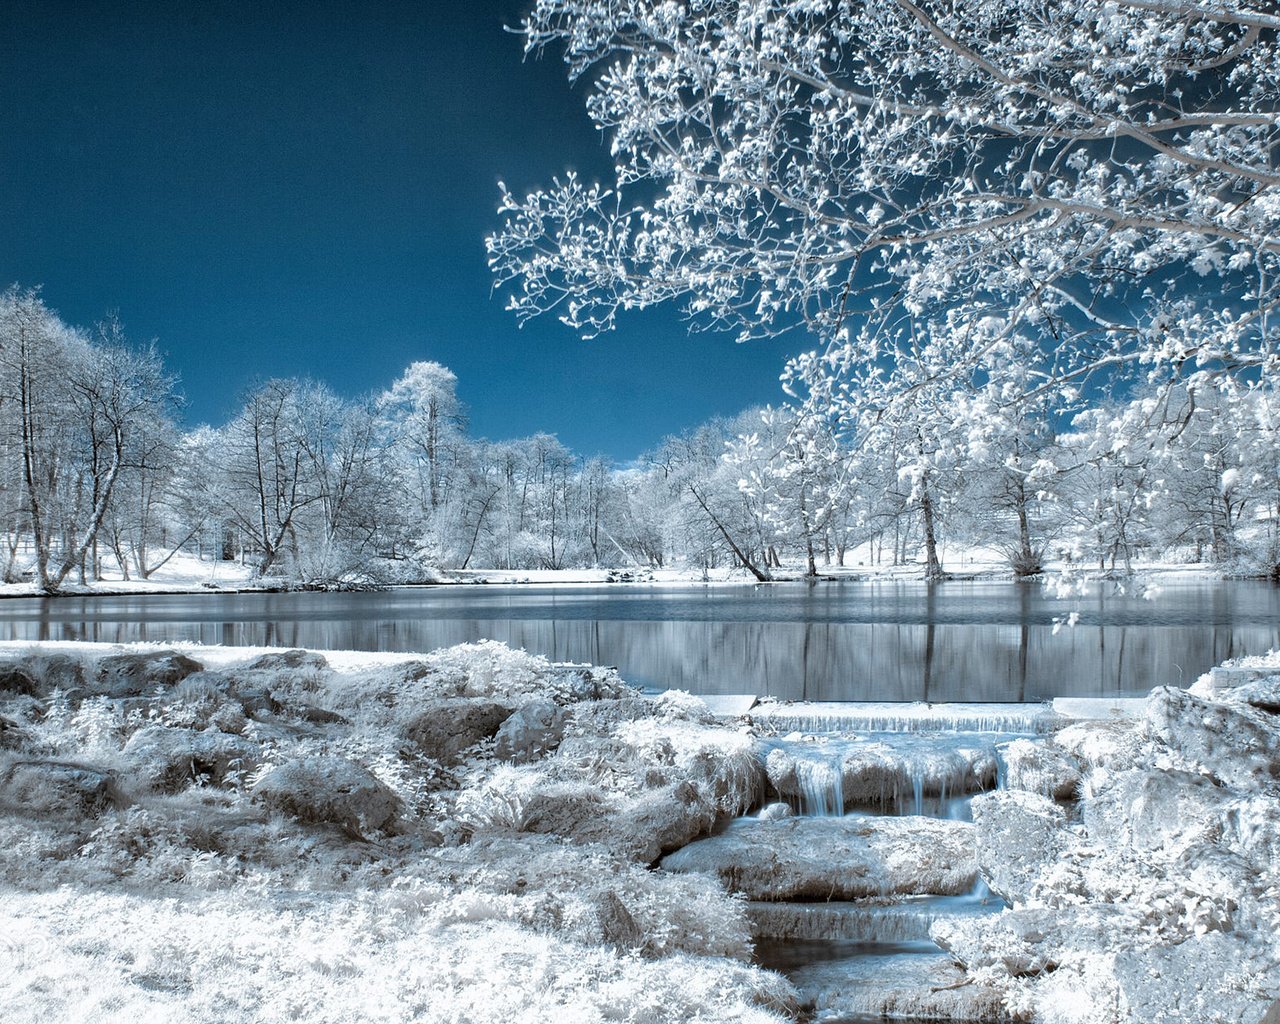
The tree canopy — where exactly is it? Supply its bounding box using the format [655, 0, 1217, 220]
[488, 0, 1280, 402]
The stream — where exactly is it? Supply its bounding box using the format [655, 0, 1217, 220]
[737, 710, 1026, 1021]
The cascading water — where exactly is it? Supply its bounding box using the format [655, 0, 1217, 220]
[741, 711, 1033, 1023]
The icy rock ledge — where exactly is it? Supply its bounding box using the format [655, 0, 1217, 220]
[660, 816, 978, 899]
[765, 733, 998, 813]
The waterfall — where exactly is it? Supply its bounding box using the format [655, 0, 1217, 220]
[789, 755, 845, 816]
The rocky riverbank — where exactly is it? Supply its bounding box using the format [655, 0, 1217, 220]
[0, 639, 1277, 1022]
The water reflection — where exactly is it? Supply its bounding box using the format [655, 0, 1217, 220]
[0, 580, 1276, 702]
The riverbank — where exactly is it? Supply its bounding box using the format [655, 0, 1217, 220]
[0, 547, 1251, 599]
[1, 638, 1277, 1022]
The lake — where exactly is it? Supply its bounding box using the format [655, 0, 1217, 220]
[0, 579, 1275, 702]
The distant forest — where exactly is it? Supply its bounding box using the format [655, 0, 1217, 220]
[3, 286, 1279, 592]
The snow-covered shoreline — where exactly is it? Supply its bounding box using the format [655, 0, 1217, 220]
[2, 637, 1278, 1022]
[0, 554, 1256, 600]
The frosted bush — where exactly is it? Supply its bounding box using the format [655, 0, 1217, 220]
[614, 719, 764, 815]
[651, 688, 714, 722]
[454, 764, 549, 830]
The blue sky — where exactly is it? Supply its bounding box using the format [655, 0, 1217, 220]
[0, 0, 808, 459]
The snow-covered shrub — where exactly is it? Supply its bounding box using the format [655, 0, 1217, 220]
[613, 719, 764, 815]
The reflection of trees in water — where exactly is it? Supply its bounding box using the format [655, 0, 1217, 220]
[2, 583, 1278, 700]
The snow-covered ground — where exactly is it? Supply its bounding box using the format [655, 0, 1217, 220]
[0, 544, 1239, 599]
[2, 638, 1278, 1023]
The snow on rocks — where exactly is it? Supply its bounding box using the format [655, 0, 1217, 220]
[0, 759, 123, 816]
[1219, 676, 1280, 714]
[122, 725, 259, 792]
[1146, 685, 1280, 791]
[764, 733, 997, 813]
[997, 737, 1081, 800]
[946, 663, 1280, 1024]
[0, 664, 39, 697]
[493, 698, 567, 763]
[406, 697, 513, 765]
[660, 816, 979, 899]
[15, 652, 86, 694]
[251, 755, 403, 836]
[91, 651, 203, 698]
[971, 791, 1069, 904]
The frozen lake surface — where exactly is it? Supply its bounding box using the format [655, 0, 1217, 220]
[0, 579, 1276, 701]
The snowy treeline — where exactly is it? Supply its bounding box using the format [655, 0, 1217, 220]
[3, 286, 1280, 591]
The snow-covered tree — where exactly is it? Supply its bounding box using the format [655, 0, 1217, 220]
[490, 0, 1280, 412]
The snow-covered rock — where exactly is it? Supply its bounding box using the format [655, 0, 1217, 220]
[240, 648, 329, 673]
[92, 651, 203, 698]
[1082, 768, 1232, 855]
[19, 652, 86, 694]
[1052, 718, 1148, 771]
[765, 734, 996, 812]
[569, 697, 662, 734]
[1146, 686, 1280, 791]
[0, 663, 39, 697]
[251, 755, 402, 835]
[122, 725, 259, 792]
[406, 697, 513, 764]
[521, 780, 718, 865]
[971, 790, 1068, 904]
[494, 698, 566, 763]
[998, 738, 1081, 800]
[1219, 676, 1280, 713]
[933, 903, 1148, 978]
[660, 816, 978, 899]
[0, 758, 122, 816]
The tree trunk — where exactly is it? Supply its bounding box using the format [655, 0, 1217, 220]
[921, 488, 943, 581]
[688, 485, 772, 582]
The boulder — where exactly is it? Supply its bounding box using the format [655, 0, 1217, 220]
[122, 725, 259, 792]
[523, 780, 717, 865]
[252, 755, 401, 835]
[999, 738, 1081, 800]
[233, 683, 284, 718]
[597, 781, 718, 864]
[1052, 719, 1147, 771]
[971, 790, 1068, 904]
[661, 815, 978, 899]
[757, 801, 793, 821]
[294, 703, 349, 725]
[241, 649, 329, 672]
[1221, 677, 1280, 714]
[569, 697, 662, 735]
[20, 653, 86, 693]
[518, 782, 610, 835]
[93, 651, 203, 697]
[1112, 931, 1280, 1024]
[0, 664, 39, 697]
[547, 665, 627, 702]
[0, 759, 122, 816]
[1082, 769, 1232, 855]
[494, 698, 567, 763]
[933, 904, 1148, 978]
[1145, 686, 1280, 792]
[406, 697, 512, 764]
